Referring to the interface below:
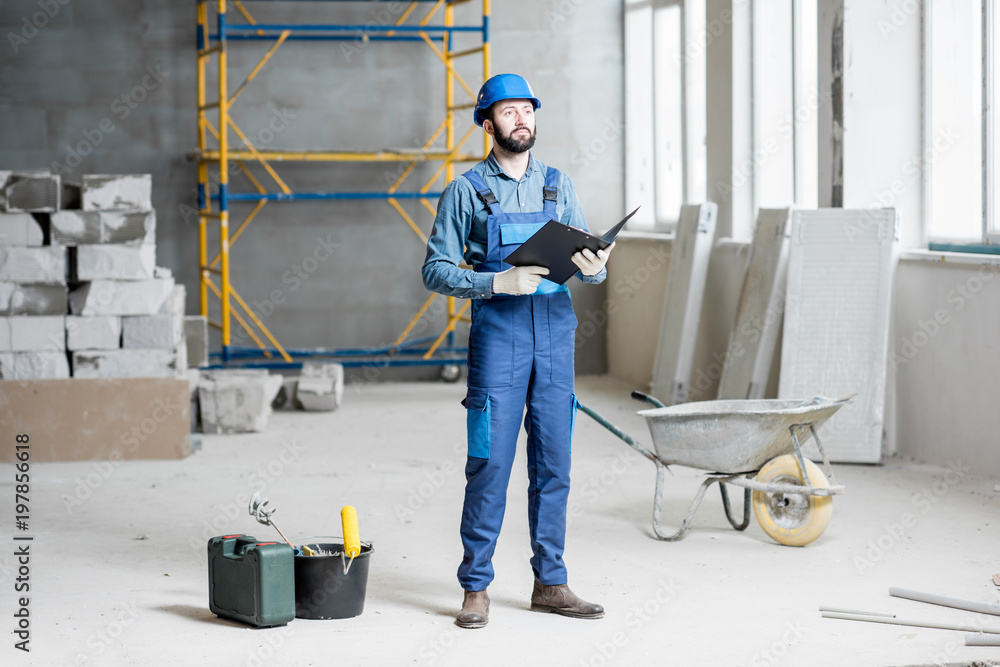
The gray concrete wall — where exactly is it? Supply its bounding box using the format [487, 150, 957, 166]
[0, 0, 622, 377]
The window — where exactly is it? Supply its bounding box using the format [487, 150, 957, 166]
[927, 0, 999, 244]
[927, 2, 982, 242]
[625, 0, 815, 238]
[754, 0, 818, 213]
[625, 0, 706, 230]
[742, 0, 817, 240]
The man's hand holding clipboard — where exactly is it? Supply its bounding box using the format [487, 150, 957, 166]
[503, 206, 640, 284]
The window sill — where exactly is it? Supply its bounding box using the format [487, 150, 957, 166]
[900, 248, 1000, 266]
[616, 230, 676, 242]
[926, 241, 1000, 256]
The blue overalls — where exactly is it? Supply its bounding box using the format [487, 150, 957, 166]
[458, 166, 579, 592]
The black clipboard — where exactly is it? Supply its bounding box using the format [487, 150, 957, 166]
[503, 206, 639, 284]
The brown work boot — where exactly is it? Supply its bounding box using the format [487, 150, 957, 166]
[455, 589, 490, 629]
[530, 580, 604, 619]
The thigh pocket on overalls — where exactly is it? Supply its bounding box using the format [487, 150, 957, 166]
[468, 298, 514, 388]
[548, 294, 578, 383]
[462, 390, 492, 459]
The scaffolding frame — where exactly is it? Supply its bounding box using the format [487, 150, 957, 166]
[195, 0, 490, 370]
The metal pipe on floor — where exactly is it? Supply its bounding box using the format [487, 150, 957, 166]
[821, 611, 1000, 635]
[819, 606, 894, 618]
[966, 634, 1000, 646]
[889, 587, 1000, 617]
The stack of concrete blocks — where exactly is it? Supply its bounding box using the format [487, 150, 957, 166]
[49, 173, 182, 379]
[0, 170, 71, 379]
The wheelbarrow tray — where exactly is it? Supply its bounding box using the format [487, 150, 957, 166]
[637, 396, 851, 474]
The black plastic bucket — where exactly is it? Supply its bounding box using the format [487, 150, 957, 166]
[293, 540, 373, 620]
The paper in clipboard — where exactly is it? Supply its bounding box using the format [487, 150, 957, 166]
[503, 206, 639, 284]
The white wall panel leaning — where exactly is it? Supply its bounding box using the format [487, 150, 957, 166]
[718, 208, 792, 400]
[778, 208, 899, 464]
[650, 202, 717, 404]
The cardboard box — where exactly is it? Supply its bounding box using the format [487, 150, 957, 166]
[0, 377, 191, 461]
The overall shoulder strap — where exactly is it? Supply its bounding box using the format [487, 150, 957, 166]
[542, 166, 560, 218]
[462, 170, 503, 216]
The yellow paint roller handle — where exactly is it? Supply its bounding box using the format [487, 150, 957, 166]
[341, 506, 361, 558]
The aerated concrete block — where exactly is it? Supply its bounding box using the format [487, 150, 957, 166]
[0, 351, 70, 379]
[69, 278, 174, 316]
[73, 244, 156, 281]
[160, 285, 185, 317]
[82, 174, 151, 211]
[184, 316, 208, 367]
[66, 315, 121, 351]
[0, 283, 67, 316]
[6, 316, 65, 352]
[50, 210, 155, 246]
[292, 361, 344, 411]
[175, 338, 187, 377]
[50, 210, 102, 244]
[0, 212, 43, 246]
[5, 173, 60, 212]
[122, 314, 183, 349]
[0, 246, 66, 284]
[198, 369, 283, 434]
[71, 348, 179, 379]
[104, 210, 155, 245]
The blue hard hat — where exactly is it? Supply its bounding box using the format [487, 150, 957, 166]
[474, 73, 541, 127]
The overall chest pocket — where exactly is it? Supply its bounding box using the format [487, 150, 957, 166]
[499, 222, 545, 247]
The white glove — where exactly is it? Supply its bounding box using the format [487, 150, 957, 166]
[572, 242, 615, 276]
[492, 265, 550, 295]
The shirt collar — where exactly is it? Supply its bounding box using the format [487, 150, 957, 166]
[484, 151, 539, 180]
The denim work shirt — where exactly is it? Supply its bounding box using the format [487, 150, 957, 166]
[421, 152, 607, 300]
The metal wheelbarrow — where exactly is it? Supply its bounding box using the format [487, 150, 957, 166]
[576, 392, 852, 546]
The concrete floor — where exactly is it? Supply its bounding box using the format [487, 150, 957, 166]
[6, 375, 999, 667]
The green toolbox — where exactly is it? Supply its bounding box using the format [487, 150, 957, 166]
[207, 534, 295, 627]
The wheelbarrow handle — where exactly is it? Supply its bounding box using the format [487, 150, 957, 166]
[575, 400, 659, 464]
[630, 390, 667, 409]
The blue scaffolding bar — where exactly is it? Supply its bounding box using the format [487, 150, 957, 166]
[213, 192, 444, 202]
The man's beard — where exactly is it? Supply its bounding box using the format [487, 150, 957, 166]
[495, 125, 536, 153]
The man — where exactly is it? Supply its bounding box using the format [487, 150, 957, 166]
[422, 73, 613, 629]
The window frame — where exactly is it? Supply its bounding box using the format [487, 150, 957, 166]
[984, 0, 1000, 244]
[925, 0, 1000, 247]
[624, 0, 704, 233]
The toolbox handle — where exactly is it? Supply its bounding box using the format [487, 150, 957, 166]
[234, 536, 258, 557]
[216, 535, 259, 560]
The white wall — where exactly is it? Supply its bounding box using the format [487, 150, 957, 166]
[892, 256, 1000, 473]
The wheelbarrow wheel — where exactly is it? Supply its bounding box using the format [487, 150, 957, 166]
[751, 455, 832, 547]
